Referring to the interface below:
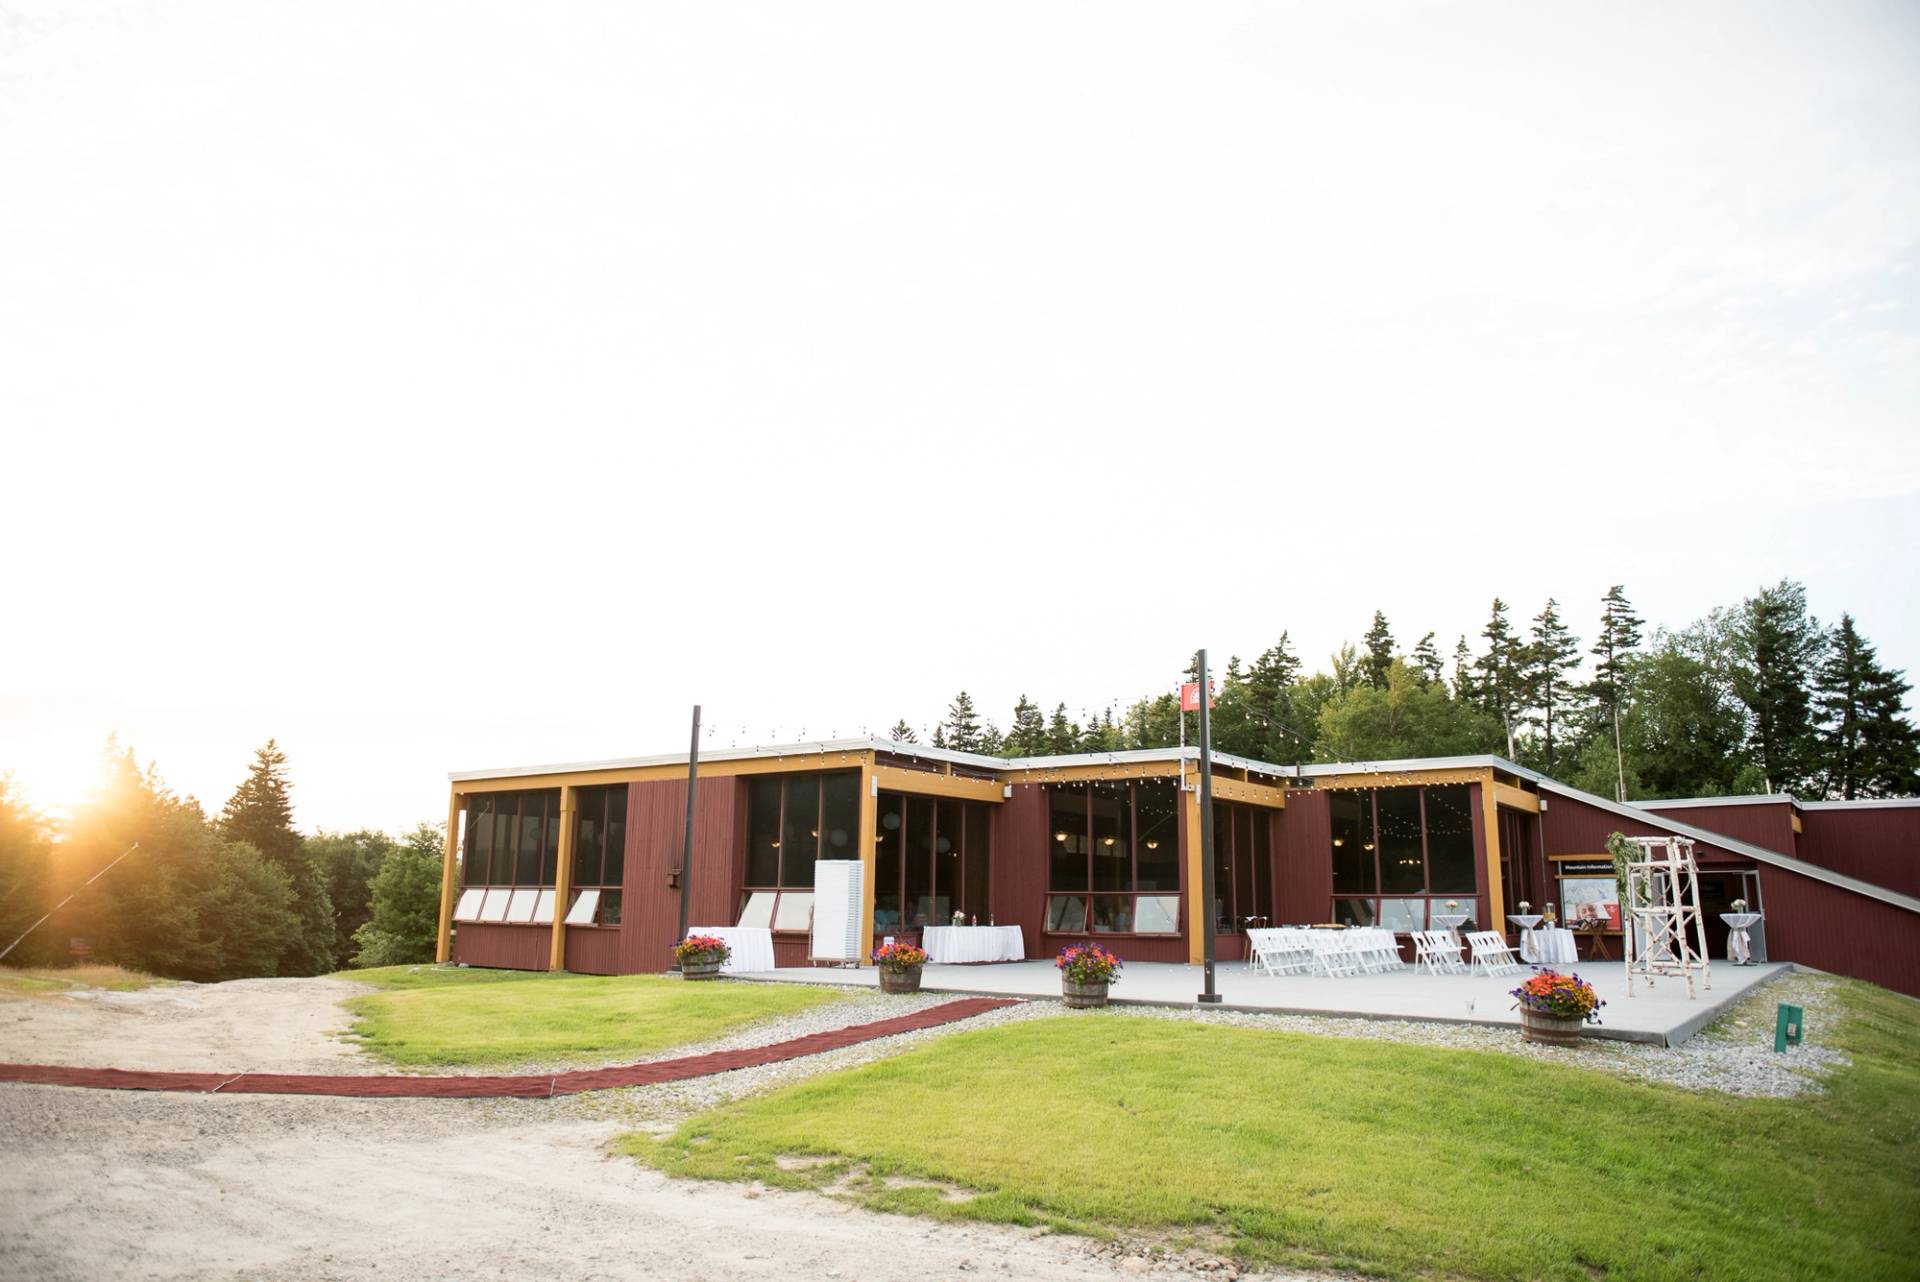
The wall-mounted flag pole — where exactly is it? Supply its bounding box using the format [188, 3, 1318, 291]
[1195, 650, 1221, 1004]
[675, 705, 702, 955]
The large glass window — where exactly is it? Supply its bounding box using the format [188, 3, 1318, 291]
[1324, 785, 1485, 927]
[460, 790, 560, 889]
[1210, 802, 1272, 931]
[570, 785, 627, 926]
[742, 772, 862, 934]
[873, 790, 993, 931]
[459, 787, 618, 924]
[1044, 781, 1185, 935]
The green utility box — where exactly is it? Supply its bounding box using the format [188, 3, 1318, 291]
[1775, 1003, 1805, 1053]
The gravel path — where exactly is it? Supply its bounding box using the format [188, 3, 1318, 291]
[1107, 968, 1849, 1097]
[0, 968, 1853, 1282]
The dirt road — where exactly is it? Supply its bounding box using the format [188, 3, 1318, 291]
[0, 979, 1329, 1282]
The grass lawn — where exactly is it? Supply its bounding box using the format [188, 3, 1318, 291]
[337, 966, 845, 1069]
[623, 981, 1920, 1282]
[0, 964, 169, 996]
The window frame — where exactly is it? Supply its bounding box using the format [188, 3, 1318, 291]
[741, 772, 863, 935]
[870, 788, 993, 934]
[1043, 780, 1185, 938]
[1324, 785, 1480, 930]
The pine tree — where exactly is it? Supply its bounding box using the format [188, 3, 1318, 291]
[1815, 614, 1920, 799]
[1046, 703, 1080, 755]
[941, 691, 984, 752]
[1588, 585, 1645, 801]
[886, 719, 917, 743]
[1524, 598, 1583, 775]
[1246, 632, 1307, 761]
[220, 740, 300, 865]
[1472, 599, 1524, 758]
[220, 740, 336, 976]
[1362, 612, 1395, 689]
[1727, 580, 1825, 793]
[1411, 632, 1444, 687]
[1451, 636, 1476, 702]
[1005, 695, 1047, 757]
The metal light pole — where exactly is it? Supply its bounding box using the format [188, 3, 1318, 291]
[675, 705, 701, 953]
[1196, 650, 1221, 1004]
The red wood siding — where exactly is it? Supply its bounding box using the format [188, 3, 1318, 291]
[1044, 932, 1196, 964]
[615, 775, 743, 975]
[1546, 790, 1920, 997]
[451, 923, 549, 971]
[1542, 793, 1752, 866]
[1639, 801, 1798, 856]
[990, 784, 1049, 957]
[1761, 861, 1920, 999]
[563, 927, 621, 975]
[1275, 789, 1332, 924]
[1797, 807, 1920, 898]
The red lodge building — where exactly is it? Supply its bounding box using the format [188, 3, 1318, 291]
[436, 740, 1920, 998]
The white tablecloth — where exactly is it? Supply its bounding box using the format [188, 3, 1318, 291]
[1720, 912, 1762, 964]
[1523, 926, 1577, 965]
[1431, 912, 1471, 937]
[921, 925, 1025, 964]
[688, 926, 776, 973]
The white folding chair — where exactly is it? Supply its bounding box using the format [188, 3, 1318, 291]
[1467, 930, 1525, 977]
[1414, 930, 1465, 975]
[1312, 932, 1361, 977]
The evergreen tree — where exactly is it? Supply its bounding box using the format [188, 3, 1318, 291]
[1410, 632, 1444, 687]
[1004, 696, 1047, 757]
[1313, 661, 1505, 762]
[1726, 580, 1825, 793]
[1588, 584, 1645, 801]
[1362, 612, 1395, 689]
[0, 778, 53, 964]
[977, 723, 1005, 756]
[931, 725, 948, 749]
[886, 719, 917, 744]
[1815, 614, 1920, 799]
[1121, 693, 1182, 751]
[1451, 636, 1476, 701]
[941, 692, 984, 752]
[1046, 703, 1080, 755]
[304, 829, 399, 970]
[1245, 632, 1308, 762]
[220, 740, 334, 976]
[1524, 598, 1583, 775]
[349, 824, 444, 968]
[1472, 599, 1524, 758]
[220, 740, 300, 864]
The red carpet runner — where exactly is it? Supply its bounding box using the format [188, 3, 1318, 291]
[0, 996, 1019, 1099]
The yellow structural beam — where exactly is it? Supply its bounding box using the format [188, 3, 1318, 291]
[1482, 770, 1507, 936]
[857, 754, 878, 964]
[871, 765, 1005, 804]
[1491, 780, 1540, 813]
[1208, 777, 1288, 809]
[1309, 766, 1492, 789]
[435, 788, 460, 964]
[548, 785, 576, 971]
[1184, 782, 1206, 964]
[453, 749, 873, 794]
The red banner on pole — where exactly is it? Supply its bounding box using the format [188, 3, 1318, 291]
[1180, 681, 1215, 712]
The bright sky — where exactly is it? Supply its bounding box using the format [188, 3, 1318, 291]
[3, 1, 1916, 833]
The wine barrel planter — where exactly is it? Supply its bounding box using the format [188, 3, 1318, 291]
[879, 967, 923, 994]
[1519, 1008, 1586, 1046]
[1062, 978, 1110, 1009]
[681, 960, 722, 981]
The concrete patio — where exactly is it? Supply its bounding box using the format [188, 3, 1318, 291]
[735, 958, 1795, 1046]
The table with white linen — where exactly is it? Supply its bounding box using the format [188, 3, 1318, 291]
[1528, 926, 1577, 966]
[687, 925, 776, 973]
[1431, 912, 1471, 946]
[1720, 912, 1763, 964]
[1509, 914, 1543, 961]
[921, 924, 1025, 964]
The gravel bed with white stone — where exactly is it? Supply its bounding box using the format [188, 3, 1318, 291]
[1101, 968, 1849, 1098]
